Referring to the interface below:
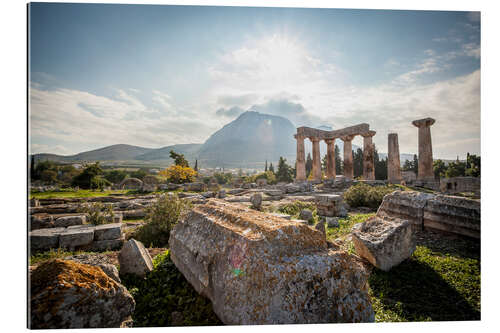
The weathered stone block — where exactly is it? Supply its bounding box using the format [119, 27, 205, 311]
[352, 216, 415, 271]
[250, 193, 262, 209]
[59, 228, 94, 250]
[94, 223, 123, 241]
[169, 199, 374, 324]
[54, 215, 86, 228]
[30, 228, 65, 251]
[118, 239, 153, 277]
[270, 213, 292, 220]
[423, 195, 480, 239]
[376, 191, 433, 228]
[83, 238, 124, 252]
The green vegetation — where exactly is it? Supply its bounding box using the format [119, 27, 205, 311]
[276, 156, 294, 183]
[325, 213, 375, 241]
[29, 248, 112, 265]
[370, 245, 480, 322]
[30, 189, 131, 199]
[132, 194, 192, 247]
[71, 162, 107, 189]
[78, 202, 114, 225]
[246, 170, 276, 185]
[277, 201, 318, 224]
[121, 250, 222, 327]
[343, 183, 396, 208]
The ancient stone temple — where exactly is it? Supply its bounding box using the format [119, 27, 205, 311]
[412, 118, 435, 180]
[294, 124, 376, 182]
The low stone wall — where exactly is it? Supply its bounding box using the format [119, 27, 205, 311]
[440, 177, 480, 195]
[30, 223, 124, 252]
[377, 191, 480, 239]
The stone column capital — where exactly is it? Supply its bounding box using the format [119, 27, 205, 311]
[340, 134, 355, 142]
[324, 138, 336, 145]
[361, 130, 376, 138]
[308, 136, 320, 143]
[294, 134, 306, 141]
[412, 117, 435, 128]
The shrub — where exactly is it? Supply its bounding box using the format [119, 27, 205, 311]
[90, 176, 112, 190]
[344, 183, 395, 209]
[159, 165, 197, 184]
[133, 193, 192, 247]
[121, 250, 221, 327]
[278, 201, 316, 217]
[78, 202, 114, 225]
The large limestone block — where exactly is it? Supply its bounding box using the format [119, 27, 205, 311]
[30, 259, 135, 328]
[169, 199, 374, 324]
[59, 227, 95, 250]
[376, 191, 434, 228]
[54, 215, 86, 228]
[352, 217, 415, 271]
[118, 239, 153, 277]
[30, 227, 66, 251]
[423, 195, 480, 239]
[94, 223, 123, 241]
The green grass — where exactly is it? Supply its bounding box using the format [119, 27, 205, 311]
[369, 245, 480, 322]
[30, 189, 133, 199]
[325, 213, 375, 241]
[29, 248, 112, 265]
[121, 250, 222, 327]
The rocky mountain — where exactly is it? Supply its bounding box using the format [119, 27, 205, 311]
[196, 111, 297, 168]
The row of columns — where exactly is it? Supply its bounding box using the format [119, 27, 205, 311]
[295, 130, 376, 182]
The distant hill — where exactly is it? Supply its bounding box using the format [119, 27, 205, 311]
[196, 111, 297, 168]
[34, 144, 153, 163]
[135, 144, 202, 162]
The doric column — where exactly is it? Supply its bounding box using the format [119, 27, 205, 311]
[325, 138, 336, 180]
[412, 117, 436, 180]
[361, 130, 376, 180]
[387, 133, 402, 184]
[341, 135, 355, 179]
[294, 134, 306, 181]
[309, 137, 322, 181]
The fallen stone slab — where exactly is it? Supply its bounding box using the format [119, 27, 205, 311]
[225, 196, 250, 203]
[30, 259, 134, 329]
[376, 191, 434, 229]
[82, 238, 124, 252]
[170, 199, 374, 324]
[269, 213, 292, 220]
[423, 195, 480, 239]
[264, 189, 284, 197]
[118, 239, 153, 277]
[30, 227, 66, 251]
[54, 215, 86, 228]
[30, 215, 54, 230]
[351, 216, 415, 271]
[94, 223, 123, 241]
[59, 227, 95, 250]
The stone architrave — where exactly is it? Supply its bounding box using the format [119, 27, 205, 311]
[361, 131, 376, 180]
[341, 135, 355, 179]
[310, 137, 322, 181]
[325, 138, 336, 180]
[294, 134, 306, 181]
[412, 118, 436, 180]
[387, 133, 402, 184]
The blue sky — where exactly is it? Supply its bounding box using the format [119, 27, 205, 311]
[29, 3, 480, 159]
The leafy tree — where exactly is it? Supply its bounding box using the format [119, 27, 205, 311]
[374, 148, 388, 180]
[79, 202, 114, 225]
[104, 169, 128, 184]
[335, 144, 343, 174]
[213, 172, 233, 184]
[353, 148, 363, 178]
[40, 169, 58, 183]
[71, 162, 104, 189]
[465, 153, 480, 177]
[159, 165, 197, 184]
[305, 153, 313, 177]
[33, 160, 57, 180]
[169, 150, 189, 167]
[30, 155, 36, 180]
[90, 176, 112, 190]
[445, 159, 466, 178]
[130, 168, 148, 180]
[269, 163, 275, 174]
[413, 154, 419, 175]
[276, 157, 294, 183]
[402, 154, 418, 175]
[433, 159, 447, 179]
[252, 171, 277, 185]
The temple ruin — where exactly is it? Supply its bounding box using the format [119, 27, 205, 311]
[294, 124, 376, 182]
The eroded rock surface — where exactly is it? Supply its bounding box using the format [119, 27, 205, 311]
[169, 199, 374, 324]
[30, 259, 134, 329]
[351, 216, 415, 271]
[118, 239, 153, 277]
